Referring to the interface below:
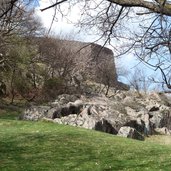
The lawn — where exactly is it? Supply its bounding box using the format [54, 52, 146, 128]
[1, 109, 171, 171]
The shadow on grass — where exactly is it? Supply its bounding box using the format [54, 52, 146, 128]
[0, 104, 23, 120]
[1, 129, 171, 171]
[1, 104, 171, 171]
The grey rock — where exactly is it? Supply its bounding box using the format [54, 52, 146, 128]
[124, 119, 145, 135]
[49, 100, 60, 107]
[95, 118, 117, 134]
[47, 108, 59, 119]
[150, 111, 163, 128]
[159, 110, 171, 130]
[76, 117, 84, 126]
[52, 100, 83, 119]
[82, 117, 96, 129]
[117, 126, 144, 141]
[41, 117, 53, 122]
[53, 118, 63, 124]
[154, 127, 170, 135]
[21, 106, 50, 121]
[56, 94, 81, 105]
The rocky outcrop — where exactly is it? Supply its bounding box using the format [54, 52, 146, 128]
[36, 37, 128, 90]
[21, 91, 171, 141]
[117, 126, 145, 141]
[154, 127, 170, 135]
[19, 106, 50, 121]
[95, 119, 118, 134]
[52, 100, 83, 119]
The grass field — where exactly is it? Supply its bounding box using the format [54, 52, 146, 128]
[1, 109, 171, 171]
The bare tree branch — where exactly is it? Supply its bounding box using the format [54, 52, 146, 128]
[107, 0, 171, 16]
[40, 0, 68, 12]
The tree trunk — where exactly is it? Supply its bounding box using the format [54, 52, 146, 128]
[10, 69, 15, 104]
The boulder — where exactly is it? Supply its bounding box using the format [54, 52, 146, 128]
[56, 94, 81, 105]
[125, 107, 137, 119]
[61, 114, 78, 125]
[159, 110, 171, 130]
[79, 107, 96, 129]
[141, 113, 151, 136]
[49, 100, 60, 107]
[113, 92, 126, 101]
[52, 100, 83, 119]
[117, 126, 144, 141]
[154, 127, 170, 135]
[124, 119, 145, 134]
[150, 110, 171, 130]
[68, 100, 83, 114]
[82, 117, 96, 129]
[41, 117, 53, 122]
[47, 107, 59, 118]
[87, 104, 108, 119]
[95, 118, 117, 134]
[20, 106, 50, 121]
[53, 118, 63, 124]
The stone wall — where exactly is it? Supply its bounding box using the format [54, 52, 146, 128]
[36, 37, 128, 90]
[60, 40, 126, 89]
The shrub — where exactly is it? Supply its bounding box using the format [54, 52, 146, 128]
[42, 77, 65, 100]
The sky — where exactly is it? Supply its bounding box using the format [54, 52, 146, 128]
[35, 1, 137, 60]
[34, 0, 162, 89]
[35, 0, 89, 40]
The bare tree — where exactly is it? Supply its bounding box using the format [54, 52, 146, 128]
[37, 36, 80, 97]
[95, 58, 117, 95]
[127, 67, 152, 94]
[0, 1, 45, 102]
[37, 0, 171, 89]
[1, 0, 171, 93]
[0, 0, 44, 69]
[38, 36, 76, 79]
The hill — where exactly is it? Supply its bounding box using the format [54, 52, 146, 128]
[21, 90, 171, 140]
[1, 109, 171, 170]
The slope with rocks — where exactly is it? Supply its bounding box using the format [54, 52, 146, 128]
[21, 91, 171, 140]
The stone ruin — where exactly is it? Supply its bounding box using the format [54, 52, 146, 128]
[36, 37, 129, 91]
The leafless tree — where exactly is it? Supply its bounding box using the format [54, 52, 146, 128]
[0, 1, 45, 102]
[0, 0, 44, 69]
[127, 67, 152, 94]
[95, 58, 117, 95]
[1, 0, 171, 92]
[37, 0, 171, 89]
[38, 36, 76, 79]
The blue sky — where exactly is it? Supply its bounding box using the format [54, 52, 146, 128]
[24, 0, 39, 7]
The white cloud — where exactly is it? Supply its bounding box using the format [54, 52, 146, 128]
[36, 0, 84, 39]
[36, 0, 111, 42]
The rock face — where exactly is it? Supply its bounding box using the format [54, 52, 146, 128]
[61, 40, 119, 87]
[36, 37, 129, 90]
[21, 91, 171, 140]
[95, 119, 118, 134]
[117, 126, 144, 141]
[154, 127, 170, 135]
[20, 106, 50, 121]
[52, 100, 83, 119]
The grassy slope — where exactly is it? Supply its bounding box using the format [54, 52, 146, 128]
[1, 110, 171, 171]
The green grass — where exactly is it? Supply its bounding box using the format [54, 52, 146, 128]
[1, 110, 171, 170]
